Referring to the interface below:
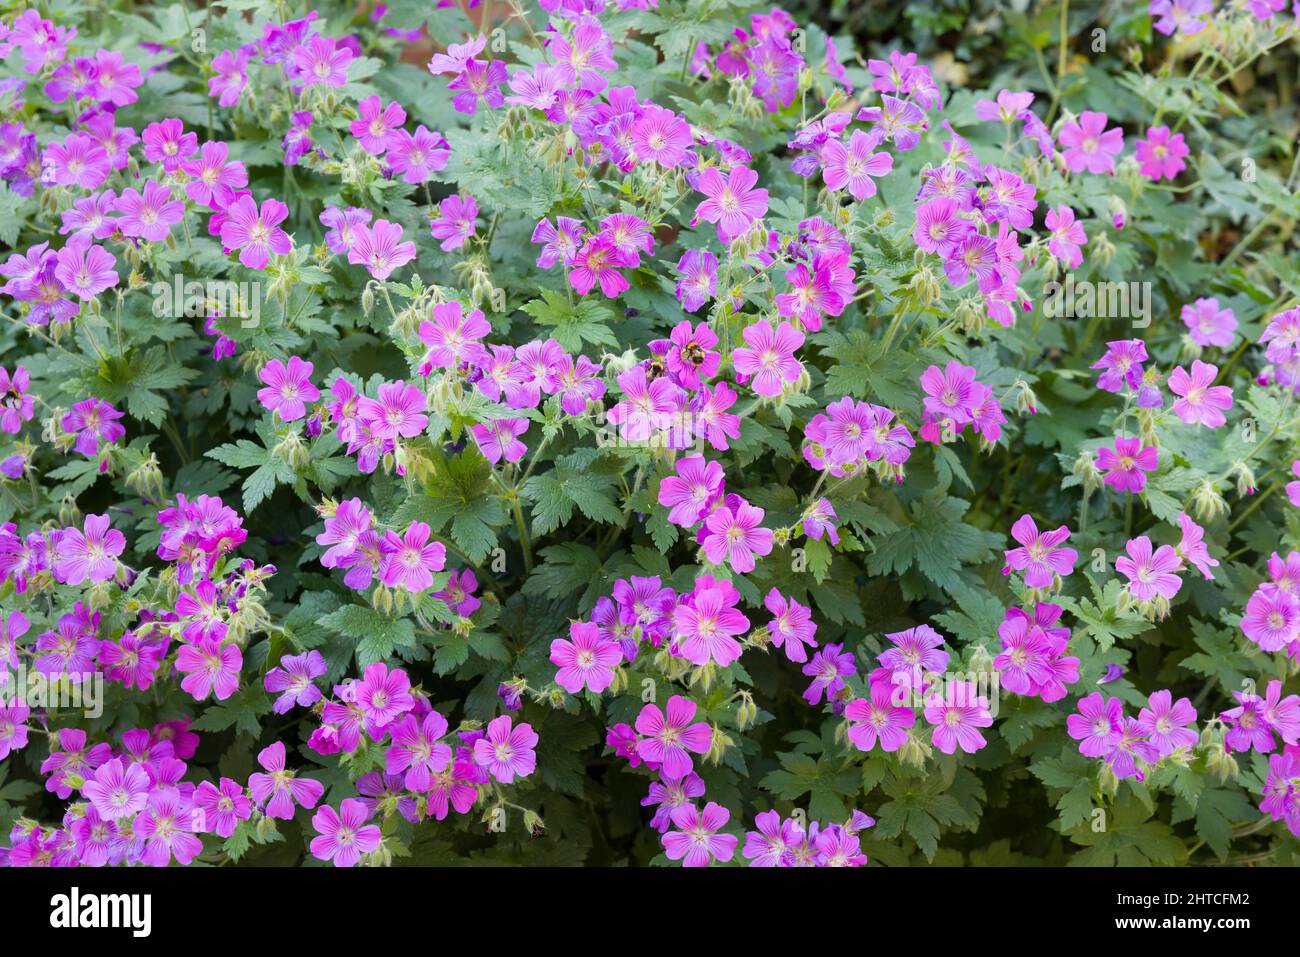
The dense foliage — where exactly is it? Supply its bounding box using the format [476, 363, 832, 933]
[0, 0, 1299, 868]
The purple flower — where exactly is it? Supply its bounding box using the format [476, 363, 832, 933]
[663, 802, 737, 867]
[379, 521, 446, 593]
[264, 650, 327, 714]
[257, 355, 320, 422]
[310, 799, 382, 867]
[54, 234, 117, 299]
[472, 714, 538, 783]
[1002, 515, 1077, 589]
[428, 194, 479, 251]
[220, 196, 292, 270]
[53, 512, 125, 585]
[1058, 111, 1124, 174]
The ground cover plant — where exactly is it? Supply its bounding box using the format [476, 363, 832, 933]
[0, 0, 1298, 868]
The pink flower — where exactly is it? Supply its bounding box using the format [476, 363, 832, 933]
[845, 682, 916, 752]
[635, 695, 712, 777]
[1288, 460, 1300, 509]
[569, 237, 633, 298]
[387, 125, 450, 183]
[220, 196, 292, 270]
[1091, 339, 1147, 393]
[1045, 204, 1087, 268]
[386, 710, 453, 791]
[1134, 126, 1189, 181]
[821, 128, 894, 200]
[1181, 297, 1237, 348]
[673, 582, 750, 667]
[264, 650, 327, 714]
[358, 381, 428, 441]
[179, 141, 248, 209]
[550, 620, 622, 694]
[428, 193, 478, 251]
[310, 799, 382, 867]
[175, 629, 243, 701]
[113, 181, 184, 242]
[138, 789, 203, 866]
[1002, 514, 1077, 589]
[53, 512, 125, 585]
[663, 802, 737, 866]
[630, 104, 693, 167]
[348, 219, 417, 280]
[379, 521, 446, 593]
[83, 757, 150, 821]
[607, 366, 681, 441]
[1241, 585, 1300, 652]
[256, 355, 319, 422]
[1067, 692, 1124, 757]
[693, 165, 769, 243]
[1116, 535, 1184, 602]
[418, 301, 490, 373]
[472, 714, 538, 783]
[355, 662, 415, 728]
[919, 360, 980, 424]
[731, 321, 804, 397]
[53, 234, 117, 298]
[657, 454, 724, 527]
[1096, 436, 1158, 493]
[1136, 690, 1198, 758]
[470, 417, 529, 465]
[764, 589, 818, 663]
[1175, 512, 1219, 580]
[291, 34, 353, 87]
[194, 777, 254, 838]
[1168, 360, 1233, 428]
[1058, 111, 1124, 174]
[924, 681, 993, 754]
[701, 498, 774, 573]
[350, 94, 406, 154]
[248, 741, 325, 818]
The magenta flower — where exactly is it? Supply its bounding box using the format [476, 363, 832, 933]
[1135, 125, 1189, 181]
[359, 381, 428, 441]
[316, 497, 373, 568]
[386, 710, 453, 791]
[1096, 436, 1158, 493]
[83, 757, 150, 821]
[248, 741, 325, 819]
[470, 417, 529, 465]
[0, 702, 30, 760]
[428, 193, 479, 251]
[845, 682, 916, 752]
[731, 321, 804, 397]
[194, 777, 253, 838]
[379, 521, 446, 593]
[675, 249, 719, 313]
[631, 104, 693, 167]
[348, 218, 417, 281]
[472, 714, 538, 783]
[924, 681, 993, 754]
[532, 216, 585, 270]
[387, 125, 450, 183]
[663, 802, 737, 867]
[257, 355, 319, 422]
[355, 662, 415, 730]
[1241, 585, 1300, 652]
[1116, 535, 1184, 603]
[1002, 514, 1077, 589]
[919, 360, 980, 424]
[913, 197, 972, 257]
[351, 94, 406, 154]
[418, 301, 490, 373]
[802, 642, 855, 707]
[879, 625, 950, 675]
[673, 581, 750, 667]
[1068, 692, 1124, 757]
[607, 366, 681, 441]
[569, 237, 633, 298]
[264, 650, 327, 714]
[1045, 204, 1087, 268]
[1289, 461, 1300, 509]
[658, 454, 725, 527]
[1168, 360, 1233, 428]
[1175, 512, 1219, 580]
[693, 165, 769, 243]
[448, 58, 508, 114]
[208, 48, 249, 106]
[42, 133, 110, 189]
[702, 498, 774, 573]
[1091, 339, 1147, 393]
[175, 629, 243, 701]
[310, 799, 382, 867]
[635, 695, 713, 777]
[821, 128, 894, 200]
[1136, 690, 1198, 758]
[138, 788, 203, 867]
[764, 588, 818, 663]
[1151, 0, 1212, 36]
[220, 196, 292, 270]
[141, 117, 198, 171]
[437, 568, 481, 618]
[1181, 297, 1237, 348]
[179, 141, 248, 209]
[1058, 111, 1124, 174]
[291, 34, 353, 87]
[550, 620, 622, 694]
[53, 234, 117, 298]
[53, 512, 125, 585]
[114, 181, 185, 242]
